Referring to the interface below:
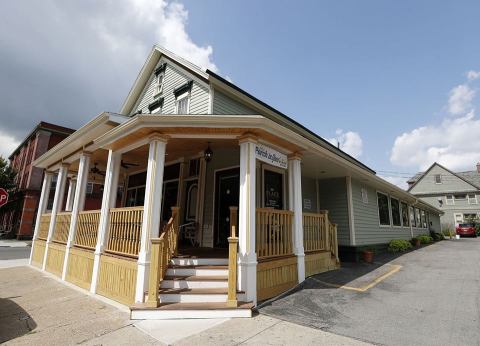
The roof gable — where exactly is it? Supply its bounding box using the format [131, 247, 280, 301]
[408, 162, 480, 194]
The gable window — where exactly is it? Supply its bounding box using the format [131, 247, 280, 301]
[409, 205, 415, 227]
[446, 195, 454, 205]
[361, 188, 368, 204]
[391, 197, 401, 226]
[154, 72, 164, 96]
[434, 174, 442, 184]
[377, 192, 390, 226]
[176, 93, 190, 114]
[468, 194, 478, 204]
[401, 202, 409, 227]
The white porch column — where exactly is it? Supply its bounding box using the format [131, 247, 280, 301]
[238, 134, 257, 304]
[135, 134, 167, 303]
[29, 171, 53, 264]
[62, 153, 91, 280]
[42, 163, 69, 270]
[288, 154, 305, 283]
[90, 150, 121, 294]
[65, 177, 77, 212]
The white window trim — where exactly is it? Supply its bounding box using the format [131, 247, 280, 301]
[445, 195, 454, 205]
[434, 174, 442, 184]
[377, 191, 391, 228]
[154, 72, 164, 97]
[175, 91, 190, 114]
[468, 194, 478, 205]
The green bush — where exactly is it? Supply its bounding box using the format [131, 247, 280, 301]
[417, 234, 433, 244]
[388, 239, 413, 253]
[432, 233, 444, 241]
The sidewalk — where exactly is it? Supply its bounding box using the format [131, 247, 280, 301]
[0, 266, 369, 345]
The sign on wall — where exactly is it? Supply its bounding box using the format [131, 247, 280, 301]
[255, 144, 287, 169]
[0, 188, 8, 208]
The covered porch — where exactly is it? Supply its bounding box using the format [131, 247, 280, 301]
[30, 114, 340, 318]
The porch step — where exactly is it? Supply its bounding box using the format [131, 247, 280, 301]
[166, 265, 228, 277]
[170, 258, 228, 266]
[161, 275, 228, 289]
[130, 301, 253, 320]
[158, 287, 246, 303]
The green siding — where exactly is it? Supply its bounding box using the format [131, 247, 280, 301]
[212, 90, 256, 114]
[351, 178, 413, 245]
[131, 60, 209, 115]
[301, 176, 318, 212]
[410, 164, 477, 194]
[317, 178, 350, 246]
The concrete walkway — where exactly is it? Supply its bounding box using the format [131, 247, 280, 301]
[0, 266, 368, 345]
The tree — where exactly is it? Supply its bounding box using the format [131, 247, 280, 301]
[0, 156, 16, 191]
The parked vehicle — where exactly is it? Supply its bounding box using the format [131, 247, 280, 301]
[456, 223, 477, 237]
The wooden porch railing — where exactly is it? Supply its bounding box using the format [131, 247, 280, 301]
[303, 212, 327, 252]
[105, 206, 144, 258]
[227, 207, 238, 307]
[329, 223, 339, 261]
[74, 210, 101, 249]
[37, 213, 51, 240]
[146, 207, 179, 307]
[256, 208, 294, 259]
[52, 212, 72, 244]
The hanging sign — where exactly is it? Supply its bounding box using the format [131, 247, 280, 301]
[255, 144, 287, 169]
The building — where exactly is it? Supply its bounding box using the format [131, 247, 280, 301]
[29, 45, 442, 319]
[408, 162, 480, 230]
[0, 122, 75, 239]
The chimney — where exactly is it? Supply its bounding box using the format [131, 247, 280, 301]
[477, 163, 480, 174]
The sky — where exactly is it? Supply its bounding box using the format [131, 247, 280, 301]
[1, 0, 480, 189]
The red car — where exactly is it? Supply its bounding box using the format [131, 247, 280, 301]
[456, 223, 478, 237]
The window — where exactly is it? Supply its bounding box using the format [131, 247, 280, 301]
[401, 202, 409, 227]
[434, 174, 442, 184]
[409, 205, 415, 227]
[176, 93, 190, 114]
[126, 171, 147, 207]
[377, 192, 390, 226]
[154, 73, 164, 96]
[186, 184, 198, 220]
[361, 188, 368, 204]
[420, 210, 427, 228]
[468, 194, 478, 204]
[415, 208, 421, 228]
[391, 198, 401, 226]
[188, 158, 200, 177]
[454, 194, 467, 201]
[86, 182, 94, 195]
[446, 195, 454, 205]
[263, 169, 284, 210]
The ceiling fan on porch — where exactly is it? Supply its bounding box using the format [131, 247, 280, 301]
[121, 160, 140, 169]
[90, 162, 106, 177]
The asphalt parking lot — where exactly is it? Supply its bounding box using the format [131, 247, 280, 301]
[259, 238, 480, 346]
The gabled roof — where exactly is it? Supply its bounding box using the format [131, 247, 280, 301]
[407, 162, 480, 192]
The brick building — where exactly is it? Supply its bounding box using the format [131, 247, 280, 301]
[1, 122, 75, 239]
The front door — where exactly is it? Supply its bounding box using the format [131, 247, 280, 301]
[214, 168, 240, 248]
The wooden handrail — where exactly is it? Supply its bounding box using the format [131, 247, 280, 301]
[52, 212, 72, 244]
[302, 211, 339, 262]
[227, 206, 238, 307]
[37, 213, 51, 240]
[146, 207, 179, 307]
[256, 208, 294, 259]
[105, 207, 144, 257]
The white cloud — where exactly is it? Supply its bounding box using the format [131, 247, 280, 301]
[0, 131, 20, 159]
[328, 129, 363, 158]
[0, 0, 218, 147]
[378, 175, 409, 190]
[448, 84, 475, 115]
[467, 70, 480, 81]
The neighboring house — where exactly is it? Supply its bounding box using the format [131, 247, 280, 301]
[408, 162, 480, 230]
[29, 45, 442, 320]
[0, 122, 75, 239]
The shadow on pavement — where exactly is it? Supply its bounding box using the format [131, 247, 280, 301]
[0, 297, 37, 343]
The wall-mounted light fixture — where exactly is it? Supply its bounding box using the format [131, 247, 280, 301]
[204, 142, 213, 162]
